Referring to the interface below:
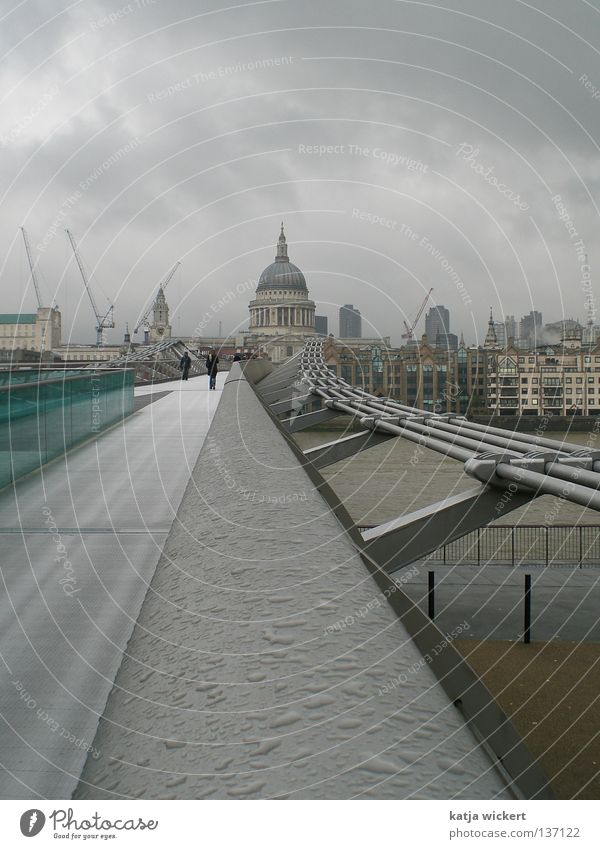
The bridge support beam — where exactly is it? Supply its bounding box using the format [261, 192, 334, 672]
[268, 392, 313, 415]
[282, 406, 341, 432]
[304, 429, 392, 469]
[361, 485, 536, 572]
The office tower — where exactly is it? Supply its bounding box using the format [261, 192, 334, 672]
[520, 310, 542, 344]
[494, 322, 507, 346]
[425, 305, 450, 343]
[339, 304, 361, 338]
[504, 315, 517, 342]
[314, 315, 328, 335]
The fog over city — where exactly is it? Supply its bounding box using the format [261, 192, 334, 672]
[1, 0, 600, 345]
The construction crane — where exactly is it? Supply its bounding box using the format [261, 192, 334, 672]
[133, 261, 181, 336]
[20, 227, 43, 308]
[65, 229, 115, 347]
[402, 287, 434, 341]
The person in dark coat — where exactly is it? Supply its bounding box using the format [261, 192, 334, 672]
[179, 352, 191, 381]
[205, 350, 219, 389]
[233, 352, 242, 362]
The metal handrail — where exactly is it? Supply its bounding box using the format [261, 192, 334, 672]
[356, 523, 600, 567]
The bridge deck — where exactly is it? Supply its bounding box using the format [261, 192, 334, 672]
[73, 366, 508, 800]
[0, 375, 222, 798]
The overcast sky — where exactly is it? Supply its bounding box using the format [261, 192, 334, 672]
[2, 0, 600, 346]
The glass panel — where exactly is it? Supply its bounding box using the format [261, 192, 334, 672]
[0, 369, 134, 488]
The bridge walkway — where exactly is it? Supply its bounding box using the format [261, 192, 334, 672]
[0, 373, 223, 798]
[73, 366, 510, 800]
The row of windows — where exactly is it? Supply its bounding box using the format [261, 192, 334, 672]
[499, 355, 600, 364]
[490, 376, 599, 386]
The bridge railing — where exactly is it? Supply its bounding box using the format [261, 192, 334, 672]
[357, 523, 600, 567]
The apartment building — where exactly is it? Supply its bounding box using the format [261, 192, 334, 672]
[487, 343, 600, 416]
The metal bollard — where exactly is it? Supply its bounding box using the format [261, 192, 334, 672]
[524, 573, 532, 644]
[428, 571, 435, 621]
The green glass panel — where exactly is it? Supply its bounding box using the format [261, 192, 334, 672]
[0, 369, 134, 488]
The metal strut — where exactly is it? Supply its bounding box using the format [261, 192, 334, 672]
[295, 339, 600, 568]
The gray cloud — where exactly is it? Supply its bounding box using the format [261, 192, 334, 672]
[1, 0, 600, 344]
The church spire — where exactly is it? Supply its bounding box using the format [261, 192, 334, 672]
[484, 307, 498, 349]
[276, 221, 289, 262]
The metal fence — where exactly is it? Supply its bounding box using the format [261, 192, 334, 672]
[358, 524, 600, 567]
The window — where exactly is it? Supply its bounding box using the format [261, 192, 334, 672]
[577, 378, 583, 384]
[532, 398, 538, 405]
[566, 377, 572, 383]
[528, 357, 535, 363]
[532, 377, 538, 384]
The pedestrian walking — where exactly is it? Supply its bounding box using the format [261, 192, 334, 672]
[205, 350, 219, 390]
[180, 352, 191, 381]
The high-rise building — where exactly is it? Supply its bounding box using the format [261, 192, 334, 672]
[425, 305, 450, 344]
[504, 315, 517, 342]
[339, 304, 361, 338]
[519, 310, 542, 344]
[314, 315, 328, 336]
[434, 331, 458, 350]
[494, 322, 507, 346]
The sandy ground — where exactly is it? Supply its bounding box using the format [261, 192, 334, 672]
[454, 640, 600, 799]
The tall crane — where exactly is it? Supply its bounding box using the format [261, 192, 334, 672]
[402, 287, 434, 341]
[20, 226, 43, 308]
[133, 261, 181, 336]
[65, 229, 115, 347]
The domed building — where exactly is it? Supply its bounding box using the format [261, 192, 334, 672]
[247, 224, 316, 361]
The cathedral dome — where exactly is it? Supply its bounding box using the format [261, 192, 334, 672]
[256, 224, 307, 293]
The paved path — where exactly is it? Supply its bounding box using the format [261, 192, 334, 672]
[74, 369, 508, 800]
[0, 374, 223, 799]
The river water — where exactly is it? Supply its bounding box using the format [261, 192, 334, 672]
[294, 428, 600, 528]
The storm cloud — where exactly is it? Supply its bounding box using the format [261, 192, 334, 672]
[1, 0, 600, 345]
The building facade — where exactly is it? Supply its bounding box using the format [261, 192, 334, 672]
[0, 308, 61, 352]
[487, 343, 600, 416]
[327, 333, 600, 418]
[322, 336, 488, 414]
[54, 345, 124, 362]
